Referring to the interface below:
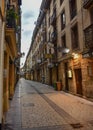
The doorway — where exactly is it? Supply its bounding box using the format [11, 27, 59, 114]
[64, 63, 69, 91]
[74, 69, 82, 95]
[9, 58, 13, 99]
[49, 68, 52, 85]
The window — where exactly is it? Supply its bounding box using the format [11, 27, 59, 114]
[53, 0, 56, 5]
[69, 0, 77, 20]
[61, 10, 66, 30]
[48, 16, 50, 26]
[60, 0, 64, 5]
[61, 34, 66, 48]
[90, 8, 93, 24]
[87, 64, 93, 77]
[48, 32, 50, 42]
[71, 24, 79, 50]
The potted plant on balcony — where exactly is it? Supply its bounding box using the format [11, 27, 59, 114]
[7, 8, 18, 19]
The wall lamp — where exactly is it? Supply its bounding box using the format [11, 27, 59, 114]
[72, 53, 80, 59]
[47, 42, 70, 54]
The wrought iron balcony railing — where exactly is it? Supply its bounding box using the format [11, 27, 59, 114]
[83, 0, 93, 9]
[84, 24, 93, 48]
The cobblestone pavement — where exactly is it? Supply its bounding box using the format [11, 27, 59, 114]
[3, 78, 93, 130]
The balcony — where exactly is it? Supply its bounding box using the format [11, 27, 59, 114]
[5, 28, 17, 57]
[84, 24, 93, 48]
[83, 0, 93, 9]
[50, 11, 56, 25]
[50, 31, 57, 43]
[6, 5, 18, 29]
[5, 5, 18, 57]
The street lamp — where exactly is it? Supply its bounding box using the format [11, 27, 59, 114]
[62, 47, 70, 54]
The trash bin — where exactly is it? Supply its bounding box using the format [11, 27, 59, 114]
[56, 82, 62, 91]
[42, 76, 45, 84]
[53, 82, 57, 90]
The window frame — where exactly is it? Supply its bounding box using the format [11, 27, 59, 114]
[71, 23, 79, 50]
[61, 10, 66, 30]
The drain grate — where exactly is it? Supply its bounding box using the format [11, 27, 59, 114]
[23, 103, 35, 107]
[70, 123, 83, 129]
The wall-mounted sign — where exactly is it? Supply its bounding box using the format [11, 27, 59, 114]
[68, 69, 73, 78]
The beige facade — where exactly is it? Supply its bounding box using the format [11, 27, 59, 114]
[0, 0, 22, 128]
[0, 0, 5, 126]
[25, 0, 93, 98]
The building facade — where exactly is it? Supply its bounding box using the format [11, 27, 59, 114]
[25, 0, 93, 99]
[0, 0, 22, 128]
[0, 0, 5, 128]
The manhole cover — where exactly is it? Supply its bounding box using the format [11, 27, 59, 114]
[70, 123, 83, 129]
[23, 103, 34, 107]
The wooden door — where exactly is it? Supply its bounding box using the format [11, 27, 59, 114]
[64, 63, 69, 91]
[49, 68, 52, 85]
[75, 69, 82, 95]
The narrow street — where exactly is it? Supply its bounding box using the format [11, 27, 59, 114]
[3, 78, 93, 130]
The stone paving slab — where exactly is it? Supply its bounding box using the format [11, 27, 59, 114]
[21, 94, 67, 128]
[45, 93, 93, 122]
[3, 79, 93, 130]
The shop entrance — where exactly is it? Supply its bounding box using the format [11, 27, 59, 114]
[74, 69, 82, 95]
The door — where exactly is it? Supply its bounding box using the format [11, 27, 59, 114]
[49, 68, 52, 85]
[64, 63, 69, 91]
[75, 69, 82, 95]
